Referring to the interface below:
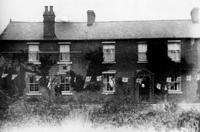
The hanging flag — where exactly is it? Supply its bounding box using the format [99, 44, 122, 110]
[47, 77, 52, 90]
[1, 73, 8, 78]
[186, 75, 192, 81]
[156, 83, 161, 90]
[96, 76, 102, 81]
[197, 74, 200, 81]
[122, 77, 128, 83]
[85, 76, 91, 82]
[11, 74, 18, 80]
[65, 76, 71, 81]
[136, 78, 142, 84]
[83, 76, 91, 88]
[36, 76, 41, 81]
[74, 77, 76, 83]
[166, 77, 171, 83]
[164, 85, 168, 91]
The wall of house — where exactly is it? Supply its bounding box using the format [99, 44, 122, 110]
[0, 38, 200, 103]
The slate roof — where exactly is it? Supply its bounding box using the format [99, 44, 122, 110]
[1, 20, 200, 40]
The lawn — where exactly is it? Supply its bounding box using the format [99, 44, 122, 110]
[1, 96, 200, 132]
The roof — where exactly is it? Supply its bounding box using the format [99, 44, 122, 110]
[1, 20, 200, 40]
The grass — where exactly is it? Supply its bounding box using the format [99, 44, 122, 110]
[1, 96, 200, 132]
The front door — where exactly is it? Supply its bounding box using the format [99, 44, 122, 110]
[135, 69, 154, 103]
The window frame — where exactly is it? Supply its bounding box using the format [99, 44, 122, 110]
[27, 42, 40, 64]
[167, 40, 181, 63]
[167, 75, 182, 94]
[59, 74, 72, 95]
[102, 42, 116, 64]
[26, 74, 41, 95]
[57, 42, 72, 64]
[102, 70, 116, 94]
[137, 42, 148, 63]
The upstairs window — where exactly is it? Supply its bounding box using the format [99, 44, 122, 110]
[167, 40, 181, 62]
[59, 45, 70, 61]
[103, 45, 115, 63]
[137, 42, 147, 62]
[28, 43, 40, 63]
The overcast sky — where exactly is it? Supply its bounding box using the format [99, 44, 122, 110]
[0, 0, 200, 33]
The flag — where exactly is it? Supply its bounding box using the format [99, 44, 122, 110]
[11, 74, 18, 80]
[186, 75, 191, 81]
[96, 76, 102, 81]
[164, 85, 168, 91]
[47, 77, 52, 90]
[85, 76, 91, 82]
[83, 76, 91, 88]
[122, 77, 128, 82]
[166, 77, 171, 83]
[1, 73, 8, 78]
[197, 74, 200, 81]
[156, 83, 161, 90]
[36, 76, 41, 81]
[74, 77, 76, 83]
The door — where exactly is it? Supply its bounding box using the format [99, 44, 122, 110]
[135, 69, 154, 103]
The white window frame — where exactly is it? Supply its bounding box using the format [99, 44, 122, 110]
[167, 76, 182, 94]
[137, 42, 147, 63]
[167, 40, 181, 62]
[27, 42, 40, 64]
[57, 42, 72, 64]
[26, 75, 41, 95]
[60, 75, 72, 95]
[102, 70, 116, 94]
[102, 45, 115, 63]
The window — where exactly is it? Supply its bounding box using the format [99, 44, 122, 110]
[103, 45, 115, 63]
[102, 71, 116, 94]
[28, 44, 39, 63]
[138, 43, 147, 62]
[28, 75, 39, 92]
[167, 76, 182, 94]
[168, 40, 181, 62]
[59, 45, 70, 61]
[60, 75, 71, 92]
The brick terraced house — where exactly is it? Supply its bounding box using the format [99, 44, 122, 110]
[1, 6, 200, 103]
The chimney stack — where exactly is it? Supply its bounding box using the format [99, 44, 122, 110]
[191, 7, 199, 23]
[43, 6, 56, 38]
[87, 10, 95, 26]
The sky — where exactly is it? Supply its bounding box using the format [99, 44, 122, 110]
[0, 0, 200, 33]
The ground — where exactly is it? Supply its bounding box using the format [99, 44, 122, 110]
[1, 96, 200, 132]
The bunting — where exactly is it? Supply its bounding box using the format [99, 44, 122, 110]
[11, 74, 18, 80]
[197, 74, 200, 81]
[186, 75, 191, 81]
[156, 83, 161, 90]
[85, 76, 91, 82]
[83, 76, 91, 88]
[166, 77, 171, 83]
[96, 76, 102, 81]
[122, 77, 128, 83]
[1, 73, 8, 78]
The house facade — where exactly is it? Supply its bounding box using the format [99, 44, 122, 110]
[1, 6, 200, 103]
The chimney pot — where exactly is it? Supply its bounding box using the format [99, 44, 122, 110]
[87, 10, 95, 26]
[191, 7, 199, 23]
[50, 6, 54, 15]
[44, 6, 48, 14]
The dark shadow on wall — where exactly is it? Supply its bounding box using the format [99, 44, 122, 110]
[146, 40, 193, 97]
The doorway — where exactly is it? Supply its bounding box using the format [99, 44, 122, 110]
[135, 69, 154, 103]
